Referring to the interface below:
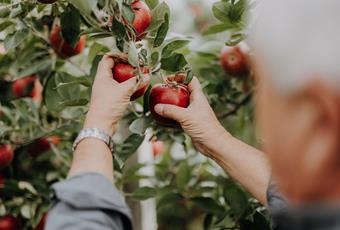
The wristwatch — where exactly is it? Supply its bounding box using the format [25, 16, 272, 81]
[72, 128, 115, 154]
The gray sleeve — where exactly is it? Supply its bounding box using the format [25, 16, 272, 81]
[267, 178, 288, 213]
[45, 173, 132, 230]
[267, 178, 288, 229]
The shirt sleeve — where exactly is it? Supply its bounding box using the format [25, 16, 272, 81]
[267, 178, 288, 229]
[45, 173, 132, 230]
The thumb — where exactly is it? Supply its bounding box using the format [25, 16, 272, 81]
[120, 77, 138, 95]
[154, 104, 187, 122]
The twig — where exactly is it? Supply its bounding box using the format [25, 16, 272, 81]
[217, 93, 252, 119]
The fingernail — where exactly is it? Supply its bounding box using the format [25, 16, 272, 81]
[154, 104, 164, 114]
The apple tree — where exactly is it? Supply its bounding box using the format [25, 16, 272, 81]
[0, 0, 270, 229]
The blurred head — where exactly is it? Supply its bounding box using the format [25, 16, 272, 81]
[249, 0, 340, 203]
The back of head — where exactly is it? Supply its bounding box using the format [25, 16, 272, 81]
[249, 0, 340, 203]
[249, 0, 340, 93]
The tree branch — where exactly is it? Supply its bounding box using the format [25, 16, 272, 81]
[217, 92, 252, 119]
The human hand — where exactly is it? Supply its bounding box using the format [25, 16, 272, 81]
[84, 55, 138, 135]
[154, 77, 230, 156]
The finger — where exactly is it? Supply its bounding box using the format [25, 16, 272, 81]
[120, 76, 138, 95]
[188, 77, 202, 93]
[154, 104, 187, 122]
[188, 77, 204, 101]
[97, 55, 115, 79]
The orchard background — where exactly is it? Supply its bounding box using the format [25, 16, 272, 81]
[0, 0, 270, 229]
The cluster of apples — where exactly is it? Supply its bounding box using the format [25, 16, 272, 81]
[0, 136, 60, 170]
[0, 137, 59, 228]
[109, 1, 191, 127]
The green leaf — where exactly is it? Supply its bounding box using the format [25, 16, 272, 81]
[122, 3, 135, 24]
[128, 41, 139, 67]
[0, 7, 10, 18]
[67, 0, 97, 15]
[147, 2, 170, 32]
[184, 69, 193, 85]
[61, 5, 81, 47]
[129, 117, 152, 135]
[4, 29, 29, 51]
[212, 2, 231, 22]
[226, 33, 246, 46]
[0, 21, 12, 32]
[59, 98, 88, 107]
[157, 193, 184, 209]
[111, 17, 127, 41]
[224, 185, 248, 217]
[150, 52, 159, 67]
[132, 186, 157, 200]
[118, 134, 145, 162]
[18, 181, 37, 195]
[88, 42, 109, 64]
[162, 38, 190, 58]
[17, 60, 52, 78]
[153, 14, 169, 47]
[161, 53, 187, 72]
[203, 23, 236, 35]
[191, 197, 225, 216]
[90, 55, 103, 80]
[44, 76, 62, 112]
[228, 0, 247, 23]
[145, 0, 159, 9]
[176, 161, 190, 191]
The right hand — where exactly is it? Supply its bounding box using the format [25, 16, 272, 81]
[154, 77, 230, 156]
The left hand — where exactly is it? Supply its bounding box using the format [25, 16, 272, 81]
[84, 55, 138, 135]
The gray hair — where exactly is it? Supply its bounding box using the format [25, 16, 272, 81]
[248, 0, 340, 92]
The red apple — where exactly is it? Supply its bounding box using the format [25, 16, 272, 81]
[0, 215, 21, 230]
[49, 26, 86, 58]
[37, 0, 58, 3]
[131, 0, 152, 40]
[152, 140, 164, 157]
[149, 84, 190, 127]
[12, 75, 42, 102]
[28, 136, 60, 157]
[112, 63, 150, 101]
[33, 213, 47, 230]
[220, 46, 249, 76]
[0, 144, 13, 169]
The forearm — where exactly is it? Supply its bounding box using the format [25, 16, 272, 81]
[202, 129, 271, 205]
[68, 138, 114, 183]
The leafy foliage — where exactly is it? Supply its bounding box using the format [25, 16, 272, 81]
[0, 0, 268, 229]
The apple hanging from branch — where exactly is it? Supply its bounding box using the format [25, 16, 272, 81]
[0, 144, 14, 169]
[149, 83, 190, 127]
[220, 45, 250, 76]
[0, 215, 21, 230]
[28, 136, 61, 157]
[12, 75, 43, 102]
[152, 140, 165, 157]
[112, 63, 151, 101]
[33, 213, 47, 230]
[49, 26, 86, 58]
[131, 0, 152, 40]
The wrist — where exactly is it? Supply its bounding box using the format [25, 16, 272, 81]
[200, 125, 233, 157]
[84, 110, 116, 136]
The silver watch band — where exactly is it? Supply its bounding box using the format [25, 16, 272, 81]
[72, 128, 115, 154]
